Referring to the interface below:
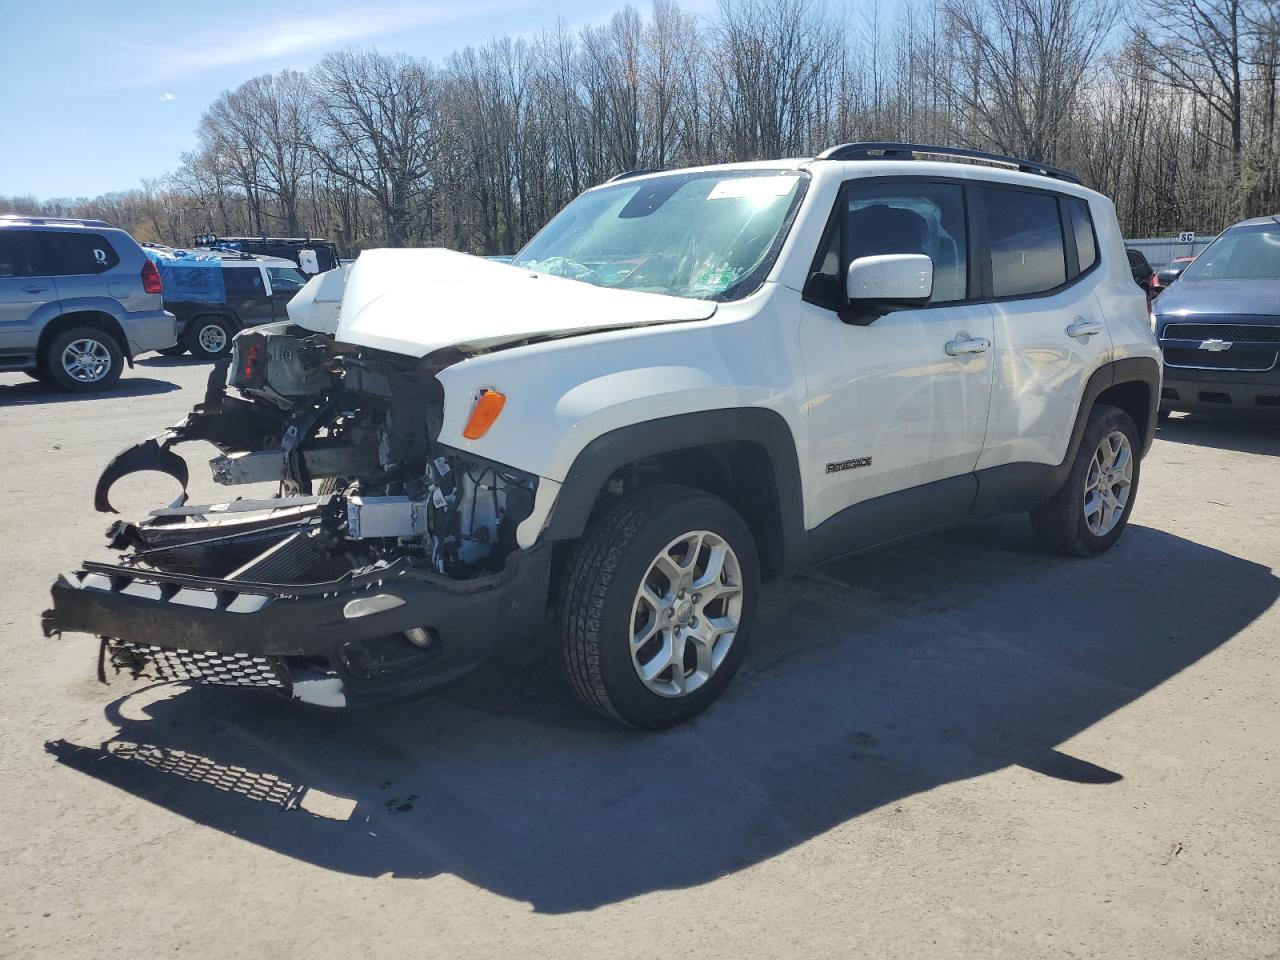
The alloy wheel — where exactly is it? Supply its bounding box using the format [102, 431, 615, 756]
[630, 530, 743, 698]
[60, 338, 112, 383]
[1083, 429, 1133, 536]
[197, 323, 228, 355]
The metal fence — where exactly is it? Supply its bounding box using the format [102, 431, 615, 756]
[1124, 235, 1214, 270]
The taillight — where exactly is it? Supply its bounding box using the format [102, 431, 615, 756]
[141, 259, 163, 295]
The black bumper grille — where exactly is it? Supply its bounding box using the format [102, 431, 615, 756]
[107, 639, 287, 689]
[1164, 322, 1280, 343]
[1163, 347, 1278, 371]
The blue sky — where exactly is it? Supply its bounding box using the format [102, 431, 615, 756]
[0, 0, 717, 200]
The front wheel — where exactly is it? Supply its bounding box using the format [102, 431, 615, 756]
[1030, 404, 1141, 557]
[559, 484, 760, 729]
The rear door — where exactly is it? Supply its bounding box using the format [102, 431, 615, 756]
[44, 231, 121, 306]
[974, 186, 1114, 487]
[223, 265, 274, 327]
[0, 230, 59, 361]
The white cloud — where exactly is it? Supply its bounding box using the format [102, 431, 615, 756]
[158, 93, 177, 102]
[123, 1, 524, 85]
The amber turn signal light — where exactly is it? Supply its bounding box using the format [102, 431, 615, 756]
[462, 389, 507, 439]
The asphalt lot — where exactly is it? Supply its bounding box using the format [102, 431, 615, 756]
[1, 357, 1277, 959]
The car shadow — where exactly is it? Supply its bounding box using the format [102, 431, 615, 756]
[46, 517, 1279, 914]
[135, 355, 207, 368]
[1157, 413, 1280, 456]
[0, 376, 180, 406]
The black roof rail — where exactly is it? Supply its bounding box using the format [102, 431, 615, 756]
[815, 142, 1082, 185]
[0, 214, 116, 228]
[606, 169, 659, 183]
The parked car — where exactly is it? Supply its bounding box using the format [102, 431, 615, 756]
[46, 142, 1159, 729]
[153, 249, 310, 360]
[1126, 248, 1154, 295]
[1149, 255, 1196, 296]
[0, 216, 176, 391]
[1154, 215, 1280, 417]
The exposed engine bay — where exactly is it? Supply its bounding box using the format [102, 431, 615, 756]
[95, 321, 537, 586]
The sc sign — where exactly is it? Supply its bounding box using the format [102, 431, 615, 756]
[1177, 231, 1196, 243]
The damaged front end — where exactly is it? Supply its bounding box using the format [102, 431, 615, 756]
[45, 321, 550, 707]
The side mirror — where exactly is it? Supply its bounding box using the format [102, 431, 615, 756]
[842, 254, 933, 325]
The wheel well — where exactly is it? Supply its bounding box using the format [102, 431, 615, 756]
[1095, 380, 1151, 442]
[37, 312, 130, 365]
[578, 441, 786, 581]
[190, 312, 239, 332]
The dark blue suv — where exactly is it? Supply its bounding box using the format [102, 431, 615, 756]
[1154, 215, 1280, 416]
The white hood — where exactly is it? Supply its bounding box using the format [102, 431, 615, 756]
[286, 265, 348, 334]
[322, 248, 717, 358]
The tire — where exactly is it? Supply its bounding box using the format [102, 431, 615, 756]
[1030, 404, 1141, 557]
[41, 326, 123, 393]
[23, 367, 51, 384]
[559, 483, 760, 729]
[157, 345, 187, 357]
[183, 316, 235, 361]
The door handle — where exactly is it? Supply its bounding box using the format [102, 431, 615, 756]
[945, 335, 991, 357]
[22, 284, 48, 294]
[1066, 317, 1104, 338]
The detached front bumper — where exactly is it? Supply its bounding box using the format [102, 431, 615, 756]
[44, 545, 551, 707]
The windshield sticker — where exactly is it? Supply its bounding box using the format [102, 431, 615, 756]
[693, 265, 741, 291]
[708, 175, 799, 201]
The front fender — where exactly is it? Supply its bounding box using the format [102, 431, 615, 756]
[433, 318, 807, 486]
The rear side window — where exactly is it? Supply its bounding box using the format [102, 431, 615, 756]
[982, 187, 1066, 297]
[223, 266, 265, 295]
[0, 231, 33, 277]
[1065, 197, 1097, 274]
[46, 233, 120, 275]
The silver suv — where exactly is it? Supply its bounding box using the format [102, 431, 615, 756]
[0, 216, 177, 391]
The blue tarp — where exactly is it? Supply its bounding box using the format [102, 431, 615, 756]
[145, 249, 226, 304]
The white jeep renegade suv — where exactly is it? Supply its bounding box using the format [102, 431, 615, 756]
[47, 143, 1161, 729]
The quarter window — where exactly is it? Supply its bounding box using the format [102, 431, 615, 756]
[1065, 197, 1097, 275]
[808, 181, 969, 306]
[982, 187, 1066, 297]
[0, 232, 32, 278]
[46, 233, 119, 275]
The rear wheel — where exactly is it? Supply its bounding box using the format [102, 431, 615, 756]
[42, 326, 123, 393]
[183, 316, 235, 361]
[1031, 404, 1141, 557]
[559, 484, 760, 729]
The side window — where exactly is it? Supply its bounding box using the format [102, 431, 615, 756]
[1065, 197, 1097, 275]
[807, 180, 969, 306]
[0, 232, 32, 278]
[46, 233, 120, 275]
[982, 187, 1066, 297]
[266, 266, 307, 292]
[223, 266, 265, 296]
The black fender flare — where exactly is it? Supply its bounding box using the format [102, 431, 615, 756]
[542, 407, 809, 573]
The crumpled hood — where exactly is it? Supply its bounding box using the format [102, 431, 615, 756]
[322, 248, 717, 358]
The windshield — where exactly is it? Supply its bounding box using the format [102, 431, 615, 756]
[1180, 225, 1280, 281]
[512, 169, 807, 301]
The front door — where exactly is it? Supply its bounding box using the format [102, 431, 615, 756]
[797, 178, 995, 552]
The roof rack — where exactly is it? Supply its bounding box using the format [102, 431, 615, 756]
[606, 169, 659, 183]
[0, 214, 115, 228]
[815, 142, 1082, 185]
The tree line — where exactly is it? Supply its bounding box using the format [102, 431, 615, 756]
[6, 0, 1280, 253]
